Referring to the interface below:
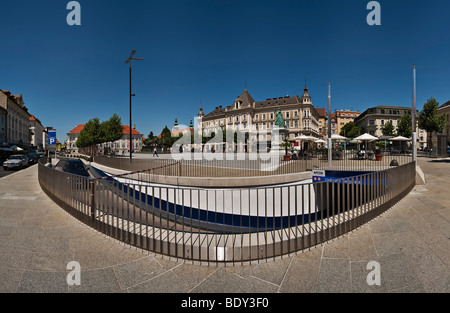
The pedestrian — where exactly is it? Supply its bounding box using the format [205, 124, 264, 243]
[153, 147, 159, 157]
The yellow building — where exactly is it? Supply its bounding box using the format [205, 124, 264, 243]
[335, 109, 361, 136]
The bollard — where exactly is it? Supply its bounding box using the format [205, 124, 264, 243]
[390, 159, 399, 167]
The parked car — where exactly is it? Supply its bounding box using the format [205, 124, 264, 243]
[2, 155, 29, 170]
[26, 154, 37, 165]
[54, 159, 90, 177]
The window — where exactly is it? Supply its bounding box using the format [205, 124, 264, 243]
[262, 114, 266, 120]
[369, 120, 375, 126]
[381, 120, 385, 126]
[255, 114, 259, 121]
[286, 112, 290, 118]
[294, 111, 298, 117]
[294, 121, 298, 128]
[270, 113, 274, 120]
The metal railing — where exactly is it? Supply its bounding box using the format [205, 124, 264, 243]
[38, 158, 416, 264]
[93, 149, 412, 179]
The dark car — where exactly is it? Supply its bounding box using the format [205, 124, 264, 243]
[54, 159, 91, 177]
[26, 154, 37, 165]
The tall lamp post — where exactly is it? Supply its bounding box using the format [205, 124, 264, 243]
[125, 49, 143, 162]
[327, 82, 332, 167]
[412, 66, 417, 162]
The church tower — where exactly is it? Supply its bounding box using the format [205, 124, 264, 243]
[301, 79, 311, 104]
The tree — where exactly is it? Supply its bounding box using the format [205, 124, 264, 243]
[101, 114, 123, 154]
[381, 121, 396, 137]
[396, 114, 412, 138]
[418, 97, 447, 152]
[281, 137, 292, 156]
[76, 117, 104, 155]
[143, 131, 157, 147]
[102, 114, 123, 143]
[159, 126, 174, 147]
[340, 122, 362, 138]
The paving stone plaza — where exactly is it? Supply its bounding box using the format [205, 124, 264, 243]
[0, 157, 448, 293]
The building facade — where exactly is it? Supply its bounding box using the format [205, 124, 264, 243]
[0, 106, 6, 146]
[198, 84, 320, 152]
[354, 105, 427, 149]
[436, 100, 450, 152]
[335, 109, 361, 136]
[67, 124, 143, 154]
[315, 107, 327, 139]
[29, 114, 46, 150]
[354, 105, 417, 137]
[0, 90, 31, 147]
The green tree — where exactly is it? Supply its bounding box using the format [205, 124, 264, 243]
[76, 117, 104, 155]
[396, 114, 412, 138]
[101, 114, 123, 154]
[159, 126, 174, 147]
[381, 121, 396, 137]
[102, 114, 123, 143]
[340, 122, 362, 138]
[418, 97, 447, 152]
[280, 137, 292, 156]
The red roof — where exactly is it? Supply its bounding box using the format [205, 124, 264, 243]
[69, 124, 140, 135]
[69, 124, 85, 134]
[29, 115, 36, 121]
[315, 107, 327, 118]
[122, 125, 140, 135]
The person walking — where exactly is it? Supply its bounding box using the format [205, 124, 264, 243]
[153, 147, 159, 157]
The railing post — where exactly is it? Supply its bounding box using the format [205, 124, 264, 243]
[90, 180, 95, 223]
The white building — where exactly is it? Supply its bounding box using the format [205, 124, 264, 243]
[67, 124, 143, 154]
[29, 114, 46, 150]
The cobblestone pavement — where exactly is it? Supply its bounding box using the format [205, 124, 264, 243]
[0, 157, 448, 293]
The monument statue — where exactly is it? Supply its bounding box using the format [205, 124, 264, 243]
[270, 108, 289, 155]
[274, 108, 286, 128]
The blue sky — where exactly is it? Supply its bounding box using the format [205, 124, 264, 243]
[1, 0, 450, 142]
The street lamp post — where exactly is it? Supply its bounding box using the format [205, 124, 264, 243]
[412, 66, 417, 162]
[125, 50, 143, 162]
[327, 82, 332, 167]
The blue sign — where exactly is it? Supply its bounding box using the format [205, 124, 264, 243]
[48, 130, 57, 146]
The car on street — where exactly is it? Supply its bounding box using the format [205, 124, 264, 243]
[54, 158, 90, 177]
[2, 155, 29, 170]
[26, 154, 37, 165]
